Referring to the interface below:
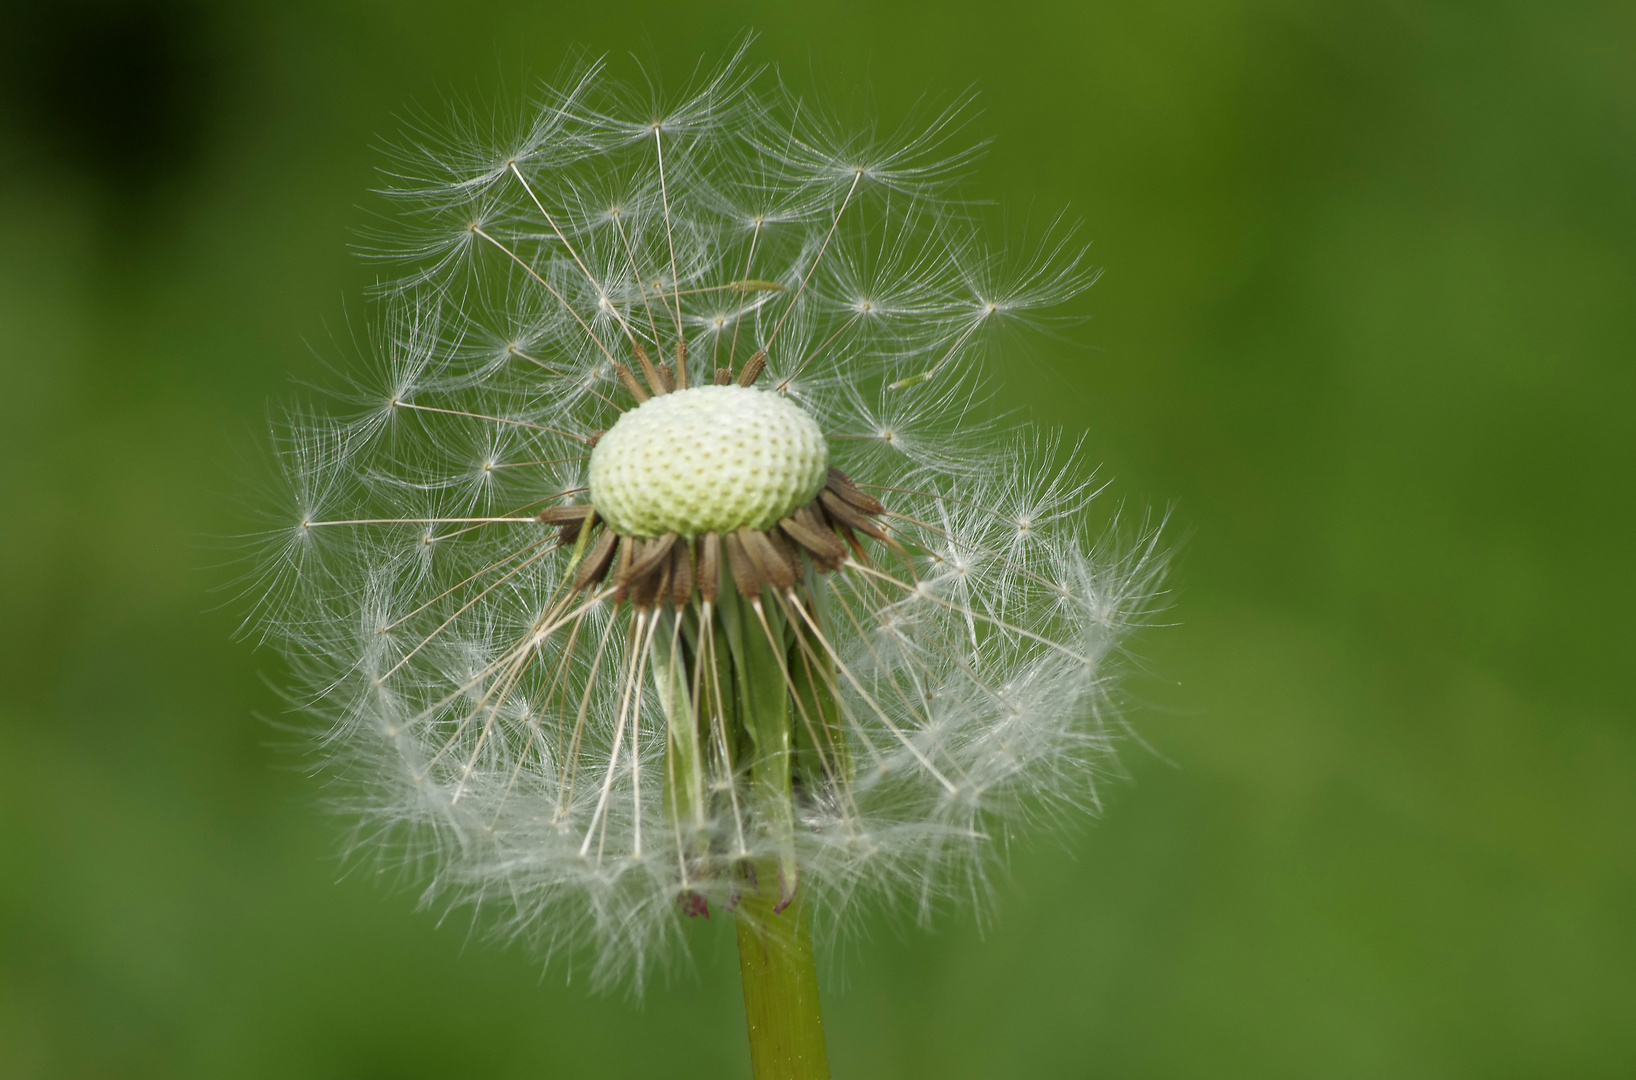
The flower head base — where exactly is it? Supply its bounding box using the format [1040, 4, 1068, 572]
[255, 49, 1166, 990]
[589, 385, 829, 538]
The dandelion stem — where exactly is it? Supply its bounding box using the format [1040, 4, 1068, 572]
[736, 864, 830, 1080]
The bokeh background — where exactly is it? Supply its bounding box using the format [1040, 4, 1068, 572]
[1, 1, 1631, 1076]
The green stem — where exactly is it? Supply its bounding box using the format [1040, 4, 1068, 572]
[735, 864, 831, 1080]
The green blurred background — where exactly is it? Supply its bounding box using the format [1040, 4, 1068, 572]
[1, 0, 1631, 1076]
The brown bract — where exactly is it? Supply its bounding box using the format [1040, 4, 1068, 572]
[539, 467, 887, 609]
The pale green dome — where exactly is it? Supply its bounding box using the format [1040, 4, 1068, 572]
[588, 385, 829, 538]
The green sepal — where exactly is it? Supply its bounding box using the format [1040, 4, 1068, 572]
[786, 599, 851, 795]
[652, 607, 710, 877]
[717, 580, 799, 905]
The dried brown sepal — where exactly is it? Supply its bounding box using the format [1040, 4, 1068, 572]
[670, 541, 695, 608]
[763, 525, 803, 586]
[628, 532, 678, 580]
[673, 340, 688, 391]
[656, 362, 676, 393]
[820, 489, 889, 542]
[724, 530, 765, 598]
[541, 504, 597, 550]
[714, 367, 732, 386]
[698, 533, 722, 602]
[740, 527, 796, 592]
[654, 549, 675, 604]
[610, 535, 637, 601]
[795, 503, 846, 554]
[612, 363, 649, 404]
[538, 504, 595, 525]
[780, 510, 846, 570]
[833, 521, 870, 564]
[737, 350, 768, 387]
[631, 541, 670, 609]
[572, 528, 619, 591]
[824, 467, 885, 515]
[633, 343, 669, 397]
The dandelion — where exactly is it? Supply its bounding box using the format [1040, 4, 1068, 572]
[253, 45, 1165, 1079]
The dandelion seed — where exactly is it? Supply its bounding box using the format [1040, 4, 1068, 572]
[251, 45, 1165, 1079]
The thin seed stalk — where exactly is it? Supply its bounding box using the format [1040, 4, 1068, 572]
[736, 861, 830, 1080]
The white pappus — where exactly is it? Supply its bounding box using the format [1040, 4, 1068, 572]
[251, 46, 1168, 992]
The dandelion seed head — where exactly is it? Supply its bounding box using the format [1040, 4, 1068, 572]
[252, 46, 1165, 991]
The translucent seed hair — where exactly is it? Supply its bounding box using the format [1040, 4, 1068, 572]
[251, 46, 1167, 991]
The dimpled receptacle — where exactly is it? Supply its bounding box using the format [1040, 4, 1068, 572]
[589, 385, 829, 538]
